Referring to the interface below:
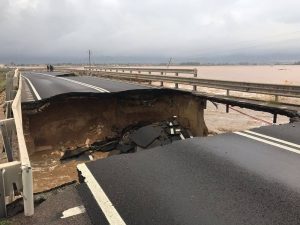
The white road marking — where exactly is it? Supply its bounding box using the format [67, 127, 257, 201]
[22, 79, 35, 102]
[77, 163, 126, 225]
[244, 130, 300, 149]
[21, 75, 42, 100]
[59, 76, 110, 93]
[179, 133, 185, 140]
[35, 72, 110, 93]
[34, 72, 55, 78]
[235, 131, 300, 155]
[61, 205, 86, 219]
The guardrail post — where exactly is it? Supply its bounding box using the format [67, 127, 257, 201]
[148, 72, 152, 85]
[193, 85, 197, 91]
[275, 95, 279, 102]
[226, 105, 230, 113]
[22, 165, 34, 216]
[226, 90, 230, 113]
[273, 114, 277, 124]
[0, 169, 6, 218]
[175, 72, 179, 88]
[160, 72, 164, 86]
[194, 69, 197, 77]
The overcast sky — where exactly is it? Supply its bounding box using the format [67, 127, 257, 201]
[1, 0, 300, 63]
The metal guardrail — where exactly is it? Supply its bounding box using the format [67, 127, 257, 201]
[84, 66, 198, 76]
[84, 69, 300, 100]
[0, 69, 33, 218]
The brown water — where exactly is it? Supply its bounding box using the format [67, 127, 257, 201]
[154, 65, 300, 85]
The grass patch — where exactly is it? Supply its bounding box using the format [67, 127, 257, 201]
[0, 69, 11, 92]
[0, 219, 11, 225]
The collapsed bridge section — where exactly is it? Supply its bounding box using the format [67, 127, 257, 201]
[22, 89, 208, 155]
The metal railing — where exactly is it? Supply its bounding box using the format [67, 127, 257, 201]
[0, 69, 33, 218]
[83, 68, 300, 100]
[84, 66, 197, 76]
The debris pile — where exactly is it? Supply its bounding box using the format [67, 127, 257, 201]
[60, 116, 193, 161]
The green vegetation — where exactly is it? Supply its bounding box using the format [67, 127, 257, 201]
[0, 68, 11, 92]
[0, 219, 11, 225]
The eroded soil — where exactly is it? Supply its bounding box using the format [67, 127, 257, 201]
[30, 150, 108, 192]
[23, 90, 208, 192]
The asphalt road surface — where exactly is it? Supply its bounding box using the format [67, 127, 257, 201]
[9, 184, 92, 225]
[21, 72, 152, 102]
[77, 122, 300, 225]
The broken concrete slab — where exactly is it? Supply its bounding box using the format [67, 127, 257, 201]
[130, 125, 163, 148]
[91, 140, 119, 152]
[116, 144, 136, 154]
[60, 147, 89, 161]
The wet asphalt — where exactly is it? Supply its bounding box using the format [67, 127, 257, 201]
[21, 72, 151, 101]
[79, 123, 300, 225]
[8, 184, 92, 225]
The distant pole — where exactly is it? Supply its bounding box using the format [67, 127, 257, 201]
[165, 57, 172, 75]
[167, 57, 172, 68]
[88, 49, 91, 70]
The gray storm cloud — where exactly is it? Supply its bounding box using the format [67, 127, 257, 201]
[0, 0, 300, 63]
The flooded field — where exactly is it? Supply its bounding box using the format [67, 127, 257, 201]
[142, 65, 300, 85]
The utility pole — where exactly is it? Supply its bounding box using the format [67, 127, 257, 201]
[164, 57, 173, 75]
[88, 49, 91, 70]
[167, 57, 172, 68]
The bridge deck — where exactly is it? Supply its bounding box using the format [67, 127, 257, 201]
[21, 71, 300, 119]
[21, 72, 153, 102]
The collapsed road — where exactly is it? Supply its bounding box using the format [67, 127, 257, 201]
[16, 71, 300, 224]
[21, 72, 207, 154]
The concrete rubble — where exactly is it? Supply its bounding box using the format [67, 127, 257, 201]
[60, 116, 192, 161]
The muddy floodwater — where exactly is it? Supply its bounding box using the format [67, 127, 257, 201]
[146, 65, 300, 85]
